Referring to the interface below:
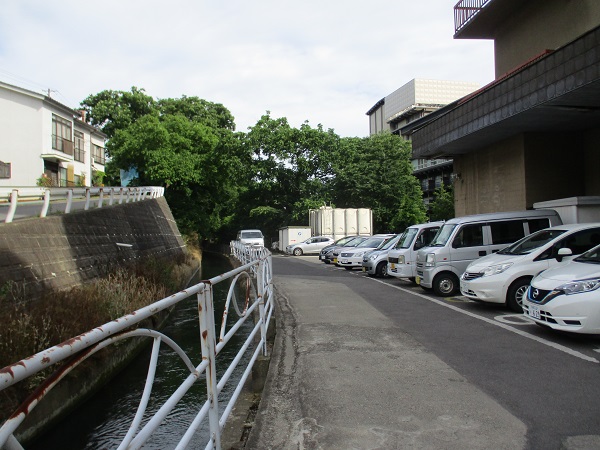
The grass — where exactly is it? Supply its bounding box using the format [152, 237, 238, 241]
[0, 250, 200, 423]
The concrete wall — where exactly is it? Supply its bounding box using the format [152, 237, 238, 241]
[494, 0, 600, 76]
[453, 135, 526, 216]
[0, 197, 185, 300]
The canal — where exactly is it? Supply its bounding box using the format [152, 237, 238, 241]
[30, 251, 252, 449]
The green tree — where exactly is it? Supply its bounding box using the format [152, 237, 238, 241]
[429, 184, 455, 221]
[331, 133, 426, 233]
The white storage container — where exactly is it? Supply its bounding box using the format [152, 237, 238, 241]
[278, 226, 312, 251]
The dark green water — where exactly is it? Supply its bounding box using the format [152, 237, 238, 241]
[30, 252, 254, 449]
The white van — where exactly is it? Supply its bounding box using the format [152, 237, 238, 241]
[236, 229, 265, 247]
[415, 210, 562, 297]
[387, 221, 444, 281]
[461, 222, 600, 311]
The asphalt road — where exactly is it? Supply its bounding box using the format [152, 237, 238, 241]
[249, 253, 600, 450]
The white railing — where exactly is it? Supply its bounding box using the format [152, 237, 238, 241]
[0, 248, 273, 450]
[0, 186, 165, 223]
[454, 0, 492, 34]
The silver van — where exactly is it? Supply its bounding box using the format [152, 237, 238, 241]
[387, 221, 444, 281]
[415, 210, 562, 296]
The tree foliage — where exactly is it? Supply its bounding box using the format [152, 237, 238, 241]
[81, 90, 429, 243]
[429, 184, 455, 221]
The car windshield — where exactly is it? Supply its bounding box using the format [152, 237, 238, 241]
[496, 229, 566, 255]
[343, 237, 367, 247]
[574, 245, 600, 264]
[429, 224, 457, 247]
[379, 234, 400, 250]
[356, 237, 386, 248]
[395, 228, 417, 249]
[242, 231, 262, 238]
[334, 236, 357, 246]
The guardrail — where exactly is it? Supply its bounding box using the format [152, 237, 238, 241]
[0, 247, 273, 450]
[0, 186, 165, 223]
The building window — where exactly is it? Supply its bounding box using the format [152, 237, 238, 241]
[74, 131, 85, 162]
[52, 114, 73, 156]
[0, 161, 10, 178]
[92, 144, 106, 165]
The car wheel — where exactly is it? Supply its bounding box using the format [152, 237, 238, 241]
[432, 272, 459, 297]
[375, 261, 388, 277]
[323, 259, 330, 264]
[506, 278, 531, 312]
[293, 248, 303, 256]
[409, 277, 417, 285]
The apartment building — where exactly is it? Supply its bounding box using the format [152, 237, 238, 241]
[411, 0, 600, 216]
[366, 78, 480, 208]
[0, 81, 106, 188]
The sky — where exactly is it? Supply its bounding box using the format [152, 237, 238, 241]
[0, 0, 495, 138]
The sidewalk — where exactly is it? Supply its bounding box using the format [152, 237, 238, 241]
[243, 269, 527, 449]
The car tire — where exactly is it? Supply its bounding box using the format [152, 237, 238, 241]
[432, 272, 459, 297]
[409, 277, 417, 285]
[293, 248, 303, 256]
[506, 277, 531, 312]
[375, 261, 388, 278]
[323, 259, 330, 264]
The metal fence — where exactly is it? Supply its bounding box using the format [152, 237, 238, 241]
[0, 186, 165, 223]
[0, 245, 273, 450]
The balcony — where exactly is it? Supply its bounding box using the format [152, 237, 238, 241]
[454, 0, 524, 39]
[454, 0, 491, 34]
[51, 135, 74, 156]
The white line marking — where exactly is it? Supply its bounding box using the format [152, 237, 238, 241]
[362, 274, 599, 364]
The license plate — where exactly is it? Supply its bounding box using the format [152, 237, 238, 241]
[333, 258, 338, 264]
[390, 263, 396, 270]
[528, 304, 541, 320]
[320, 255, 325, 260]
[415, 276, 421, 285]
[362, 267, 366, 272]
[341, 259, 348, 264]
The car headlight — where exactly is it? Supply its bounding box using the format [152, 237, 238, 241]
[481, 263, 513, 277]
[355, 251, 366, 257]
[425, 253, 435, 267]
[554, 278, 600, 296]
[398, 255, 405, 264]
[368, 253, 378, 261]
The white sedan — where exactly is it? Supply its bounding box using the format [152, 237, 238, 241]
[286, 236, 335, 256]
[523, 244, 600, 334]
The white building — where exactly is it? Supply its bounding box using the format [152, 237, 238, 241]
[366, 79, 480, 209]
[0, 80, 106, 187]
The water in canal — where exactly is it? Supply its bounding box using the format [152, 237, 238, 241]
[29, 251, 253, 449]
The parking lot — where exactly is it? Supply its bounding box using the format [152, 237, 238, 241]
[271, 253, 600, 449]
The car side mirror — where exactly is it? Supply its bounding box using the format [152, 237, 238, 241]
[556, 247, 572, 262]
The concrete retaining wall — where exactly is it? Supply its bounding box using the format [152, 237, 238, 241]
[0, 196, 186, 299]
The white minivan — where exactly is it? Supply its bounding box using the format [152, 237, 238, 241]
[237, 229, 265, 247]
[415, 210, 562, 297]
[387, 221, 444, 281]
[461, 222, 600, 311]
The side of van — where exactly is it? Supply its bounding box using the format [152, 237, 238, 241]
[387, 221, 445, 281]
[237, 229, 265, 247]
[415, 210, 562, 297]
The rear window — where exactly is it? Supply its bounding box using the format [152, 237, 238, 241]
[527, 218, 550, 234]
[490, 220, 525, 245]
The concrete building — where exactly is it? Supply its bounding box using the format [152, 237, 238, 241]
[0, 80, 106, 188]
[366, 79, 480, 208]
[411, 0, 600, 217]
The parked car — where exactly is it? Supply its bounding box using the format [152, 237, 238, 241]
[460, 223, 600, 312]
[523, 244, 600, 334]
[236, 229, 265, 247]
[336, 235, 395, 270]
[286, 236, 335, 256]
[319, 235, 362, 264]
[362, 233, 402, 277]
[387, 221, 444, 282]
[415, 209, 562, 297]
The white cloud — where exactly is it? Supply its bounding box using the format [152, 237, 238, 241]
[0, 0, 494, 137]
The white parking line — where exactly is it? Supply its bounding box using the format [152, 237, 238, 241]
[362, 275, 599, 364]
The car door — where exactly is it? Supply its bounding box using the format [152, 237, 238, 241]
[449, 223, 487, 274]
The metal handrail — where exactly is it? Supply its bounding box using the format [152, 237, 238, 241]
[454, 0, 492, 34]
[0, 186, 165, 223]
[0, 247, 273, 450]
